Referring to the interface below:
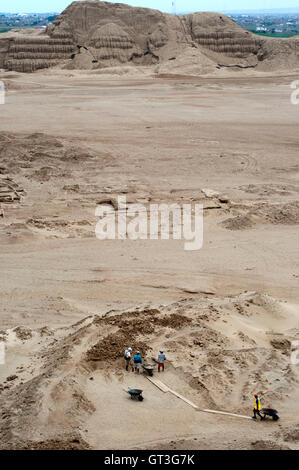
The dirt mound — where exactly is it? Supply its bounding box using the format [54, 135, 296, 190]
[257, 202, 299, 225]
[86, 331, 150, 362]
[13, 326, 32, 341]
[222, 202, 299, 230]
[1, 304, 192, 448]
[222, 214, 255, 230]
[251, 440, 291, 450]
[1, 1, 298, 73]
[0, 295, 298, 450]
[10, 437, 89, 450]
[0, 132, 95, 177]
[279, 425, 299, 443]
[87, 309, 191, 362]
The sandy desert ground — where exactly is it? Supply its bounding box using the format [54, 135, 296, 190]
[0, 65, 299, 450]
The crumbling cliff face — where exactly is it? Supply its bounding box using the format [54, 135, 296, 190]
[0, 36, 11, 70]
[0, 0, 298, 73]
[187, 13, 261, 56]
[1, 38, 75, 73]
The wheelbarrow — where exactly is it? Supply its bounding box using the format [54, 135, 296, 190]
[142, 363, 157, 377]
[261, 408, 280, 421]
[126, 389, 144, 401]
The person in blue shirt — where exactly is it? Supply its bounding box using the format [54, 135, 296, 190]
[133, 351, 142, 374]
[158, 350, 166, 372]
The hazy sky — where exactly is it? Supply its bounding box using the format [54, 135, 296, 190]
[1, 0, 299, 14]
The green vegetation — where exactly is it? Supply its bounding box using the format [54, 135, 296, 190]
[0, 13, 57, 33]
[0, 26, 11, 34]
[47, 15, 57, 23]
[252, 31, 298, 38]
[0, 25, 43, 34]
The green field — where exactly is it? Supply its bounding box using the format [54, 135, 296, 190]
[0, 25, 38, 34]
[0, 26, 11, 34]
[252, 31, 298, 38]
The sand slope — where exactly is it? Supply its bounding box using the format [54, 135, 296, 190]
[0, 297, 298, 450]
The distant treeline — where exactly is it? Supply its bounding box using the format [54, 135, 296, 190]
[0, 26, 11, 33]
[251, 30, 298, 38]
[0, 15, 57, 34]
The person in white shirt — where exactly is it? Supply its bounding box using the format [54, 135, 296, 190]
[124, 347, 132, 371]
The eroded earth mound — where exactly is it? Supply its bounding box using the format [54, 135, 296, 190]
[0, 0, 298, 73]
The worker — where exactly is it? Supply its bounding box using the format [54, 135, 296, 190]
[158, 350, 166, 372]
[133, 351, 142, 374]
[124, 347, 132, 372]
[252, 393, 263, 420]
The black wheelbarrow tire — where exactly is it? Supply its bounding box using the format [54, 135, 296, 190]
[273, 414, 279, 421]
[138, 395, 144, 402]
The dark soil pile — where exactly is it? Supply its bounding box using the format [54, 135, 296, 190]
[87, 309, 191, 362]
